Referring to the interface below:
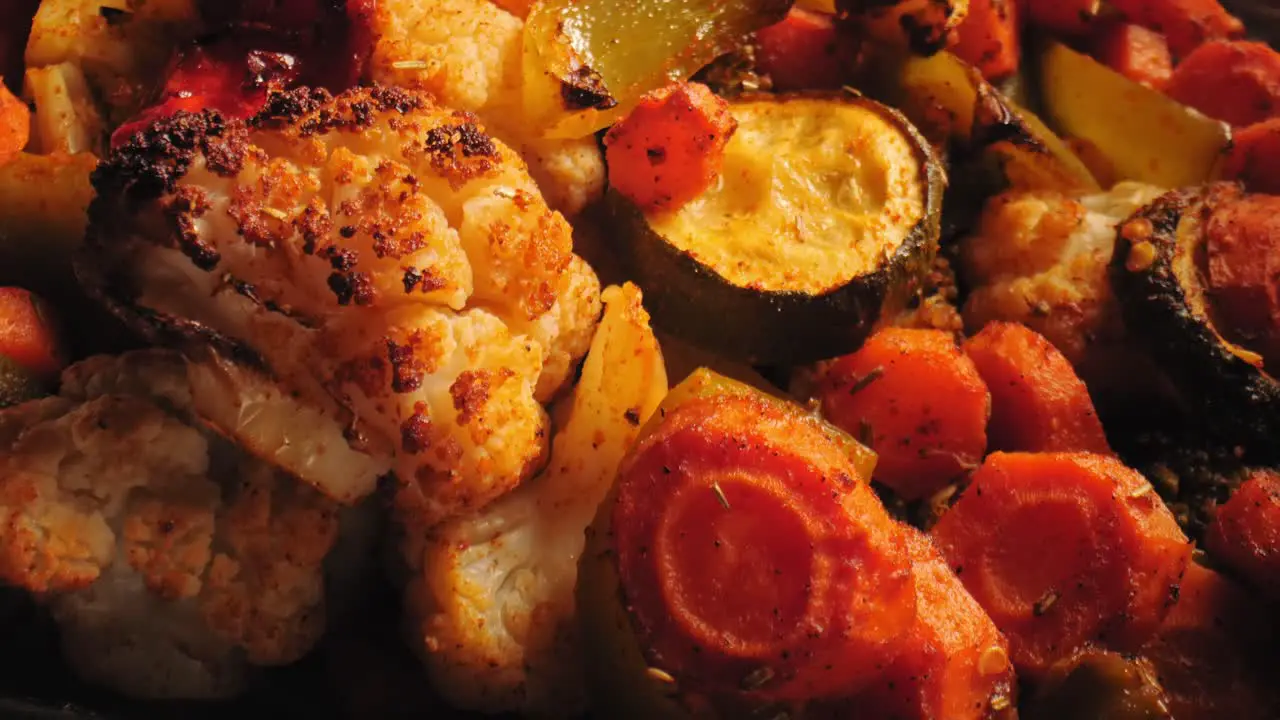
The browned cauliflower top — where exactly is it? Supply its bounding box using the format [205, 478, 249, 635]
[0, 351, 341, 699]
[83, 85, 601, 525]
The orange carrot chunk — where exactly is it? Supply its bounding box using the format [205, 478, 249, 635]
[1109, 0, 1243, 59]
[1025, 0, 1105, 36]
[603, 82, 737, 213]
[1092, 22, 1174, 88]
[1202, 193, 1280, 373]
[953, 0, 1021, 81]
[755, 8, 850, 91]
[0, 287, 66, 382]
[930, 452, 1192, 678]
[815, 528, 1017, 720]
[1206, 470, 1280, 601]
[818, 328, 991, 502]
[612, 393, 917, 700]
[1221, 118, 1280, 195]
[1141, 562, 1280, 720]
[1165, 40, 1280, 127]
[0, 83, 28, 161]
[963, 322, 1111, 455]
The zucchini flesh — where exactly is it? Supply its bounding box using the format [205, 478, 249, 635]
[611, 92, 943, 364]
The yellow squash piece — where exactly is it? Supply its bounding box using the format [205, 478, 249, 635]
[1039, 41, 1230, 189]
[521, 0, 791, 138]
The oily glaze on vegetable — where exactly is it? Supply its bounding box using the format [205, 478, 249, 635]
[578, 368, 1014, 719]
[610, 91, 943, 364]
[931, 452, 1192, 677]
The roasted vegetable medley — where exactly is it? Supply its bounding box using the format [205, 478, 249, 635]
[2, 0, 1280, 718]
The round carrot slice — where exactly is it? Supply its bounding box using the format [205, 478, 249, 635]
[612, 393, 915, 701]
[930, 452, 1191, 677]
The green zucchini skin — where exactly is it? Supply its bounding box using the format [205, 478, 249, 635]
[1110, 185, 1280, 462]
[607, 93, 944, 366]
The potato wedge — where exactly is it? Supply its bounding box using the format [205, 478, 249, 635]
[883, 51, 1100, 194]
[23, 63, 103, 155]
[972, 80, 1102, 194]
[1039, 40, 1230, 188]
[25, 0, 199, 121]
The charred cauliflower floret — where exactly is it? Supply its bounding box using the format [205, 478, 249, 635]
[370, 0, 606, 215]
[960, 181, 1166, 393]
[0, 352, 341, 700]
[83, 86, 601, 525]
[402, 284, 667, 715]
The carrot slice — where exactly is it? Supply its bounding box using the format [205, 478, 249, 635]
[755, 8, 850, 91]
[816, 529, 1016, 720]
[1109, 0, 1244, 59]
[1221, 118, 1280, 195]
[1141, 562, 1280, 720]
[0, 287, 66, 381]
[963, 322, 1111, 455]
[1203, 193, 1280, 372]
[0, 83, 28, 162]
[818, 328, 991, 502]
[1092, 22, 1173, 89]
[1165, 40, 1280, 127]
[612, 392, 916, 700]
[1025, 0, 1105, 36]
[953, 0, 1021, 81]
[930, 452, 1192, 677]
[603, 82, 737, 213]
[1206, 470, 1280, 601]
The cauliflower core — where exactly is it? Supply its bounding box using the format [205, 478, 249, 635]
[0, 351, 340, 699]
[370, 0, 606, 215]
[84, 86, 601, 524]
[960, 181, 1166, 392]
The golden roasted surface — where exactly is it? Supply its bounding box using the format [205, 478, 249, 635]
[85, 86, 601, 524]
[402, 284, 667, 715]
[0, 351, 340, 699]
[370, 0, 605, 215]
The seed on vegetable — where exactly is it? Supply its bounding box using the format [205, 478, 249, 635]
[1033, 589, 1061, 616]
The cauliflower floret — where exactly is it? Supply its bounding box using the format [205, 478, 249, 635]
[370, 0, 606, 215]
[402, 284, 667, 715]
[960, 181, 1166, 390]
[84, 86, 601, 524]
[0, 353, 342, 699]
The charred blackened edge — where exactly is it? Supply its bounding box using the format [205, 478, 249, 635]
[1110, 185, 1280, 463]
[73, 244, 273, 380]
[560, 65, 618, 112]
[253, 84, 430, 136]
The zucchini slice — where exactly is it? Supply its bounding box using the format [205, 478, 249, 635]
[1111, 184, 1280, 462]
[609, 92, 943, 364]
